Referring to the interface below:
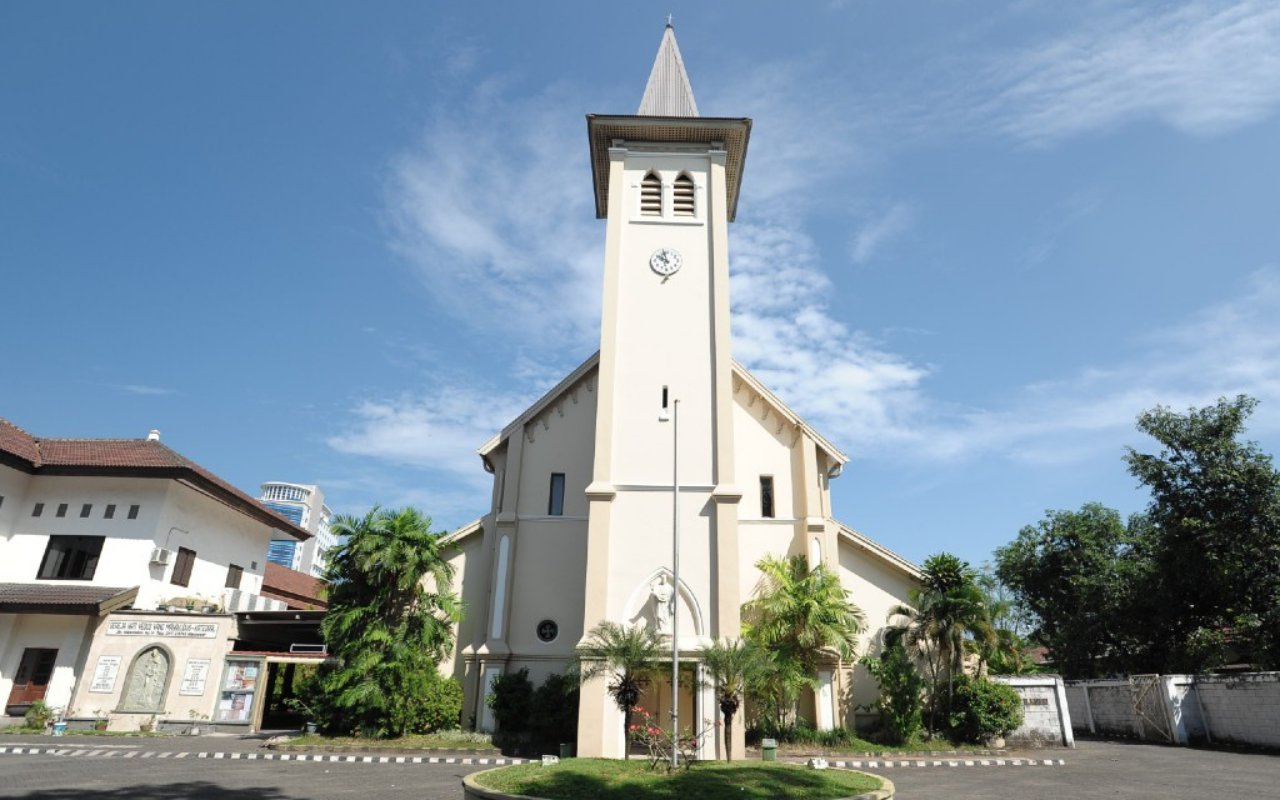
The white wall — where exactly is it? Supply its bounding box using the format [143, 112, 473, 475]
[0, 613, 94, 712]
[0, 472, 285, 611]
[1068, 673, 1280, 749]
[993, 675, 1074, 747]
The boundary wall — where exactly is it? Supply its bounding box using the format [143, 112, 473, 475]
[1064, 672, 1280, 749]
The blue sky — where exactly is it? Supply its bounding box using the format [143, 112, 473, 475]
[3, 1, 1279, 569]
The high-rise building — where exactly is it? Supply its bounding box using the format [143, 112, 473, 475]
[259, 482, 334, 578]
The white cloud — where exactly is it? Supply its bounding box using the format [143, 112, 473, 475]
[980, 1, 1280, 144]
[894, 268, 1280, 464]
[385, 79, 604, 351]
[730, 220, 933, 454]
[850, 203, 914, 264]
[120, 384, 175, 396]
[326, 384, 531, 481]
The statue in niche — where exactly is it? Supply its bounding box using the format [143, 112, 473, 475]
[121, 647, 169, 711]
[650, 575, 674, 635]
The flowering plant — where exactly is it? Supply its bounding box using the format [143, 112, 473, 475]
[627, 706, 713, 772]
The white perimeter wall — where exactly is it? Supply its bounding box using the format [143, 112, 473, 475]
[1066, 673, 1280, 749]
[993, 675, 1074, 747]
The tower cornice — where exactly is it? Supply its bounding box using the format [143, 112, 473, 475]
[585, 114, 751, 221]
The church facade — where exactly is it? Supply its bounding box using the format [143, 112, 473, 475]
[439, 26, 920, 760]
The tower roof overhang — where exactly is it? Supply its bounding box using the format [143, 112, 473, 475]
[586, 115, 752, 222]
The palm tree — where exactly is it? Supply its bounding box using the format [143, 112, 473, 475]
[698, 637, 761, 761]
[742, 554, 866, 729]
[889, 553, 993, 732]
[577, 621, 663, 759]
[319, 506, 463, 736]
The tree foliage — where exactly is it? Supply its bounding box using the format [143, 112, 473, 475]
[577, 621, 663, 760]
[998, 396, 1280, 676]
[315, 506, 464, 737]
[742, 554, 865, 731]
[889, 554, 993, 730]
[1125, 395, 1280, 671]
[859, 640, 925, 744]
[699, 637, 762, 760]
[995, 503, 1141, 678]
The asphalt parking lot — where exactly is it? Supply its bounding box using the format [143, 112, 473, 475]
[0, 735, 1276, 799]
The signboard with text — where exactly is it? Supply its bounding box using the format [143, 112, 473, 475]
[88, 655, 123, 693]
[179, 658, 212, 696]
[105, 620, 219, 639]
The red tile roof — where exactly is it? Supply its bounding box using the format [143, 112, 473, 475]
[0, 583, 138, 615]
[0, 417, 310, 541]
[261, 562, 328, 610]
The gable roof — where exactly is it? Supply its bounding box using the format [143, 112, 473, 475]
[440, 517, 484, 549]
[835, 520, 921, 580]
[475, 353, 850, 467]
[477, 352, 601, 458]
[0, 417, 311, 541]
[638, 24, 699, 117]
[732, 362, 849, 465]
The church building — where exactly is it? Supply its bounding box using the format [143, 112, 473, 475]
[439, 25, 920, 760]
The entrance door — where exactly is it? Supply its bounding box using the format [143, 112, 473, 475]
[6, 648, 58, 715]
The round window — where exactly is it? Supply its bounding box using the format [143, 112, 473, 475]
[536, 619, 559, 643]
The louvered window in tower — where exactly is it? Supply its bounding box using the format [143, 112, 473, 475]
[673, 173, 695, 217]
[640, 172, 662, 215]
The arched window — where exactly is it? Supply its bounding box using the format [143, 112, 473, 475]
[672, 173, 695, 217]
[119, 646, 171, 712]
[640, 171, 662, 216]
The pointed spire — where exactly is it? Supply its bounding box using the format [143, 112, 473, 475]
[638, 23, 699, 117]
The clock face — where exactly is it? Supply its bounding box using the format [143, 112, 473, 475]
[650, 248, 683, 276]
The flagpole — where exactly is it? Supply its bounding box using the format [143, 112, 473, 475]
[671, 397, 680, 768]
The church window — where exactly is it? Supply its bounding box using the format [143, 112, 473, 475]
[760, 476, 775, 518]
[672, 173, 695, 216]
[548, 473, 566, 516]
[640, 171, 662, 215]
[536, 619, 559, 643]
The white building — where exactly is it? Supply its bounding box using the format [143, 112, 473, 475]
[440, 25, 921, 760]
[260, 482, 335, 578]
[0, 419, 309, 720]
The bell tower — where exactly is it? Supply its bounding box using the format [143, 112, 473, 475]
[577, 24, 752, 758]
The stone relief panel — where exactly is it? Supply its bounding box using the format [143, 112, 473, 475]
[120, 646, 170, 712]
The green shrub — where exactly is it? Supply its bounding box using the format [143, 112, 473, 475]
[860, 642, 925, 745]
[487, 668, 534, 733]
[530, 672, 578, 748]
[946, 676, 1023, 743]
[409, 670, 464, 733]
[24, 700, 55, 729]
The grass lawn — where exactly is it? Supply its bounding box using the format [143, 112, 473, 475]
[284, 730, 497, 750]
[474, 759, 882, 800]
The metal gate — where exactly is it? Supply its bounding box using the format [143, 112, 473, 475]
[1129, 674, 1173, 742]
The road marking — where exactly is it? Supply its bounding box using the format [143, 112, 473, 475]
[0, 749, 534, 768]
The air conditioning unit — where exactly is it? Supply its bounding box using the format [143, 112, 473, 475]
[150, 547, 172, 565]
